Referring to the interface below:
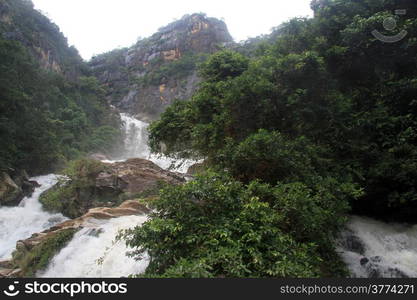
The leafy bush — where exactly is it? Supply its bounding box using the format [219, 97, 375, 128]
[221, 130, 325, 184]
[123, 172, 358, 278]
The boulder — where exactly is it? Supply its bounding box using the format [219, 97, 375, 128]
[40, 158, 183, 218]
[101, 158, 185, 195]
[0, 170, 38, 206]
[0, 172, 22, 206]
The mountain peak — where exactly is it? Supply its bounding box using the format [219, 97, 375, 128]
[90, 13, 234, 121]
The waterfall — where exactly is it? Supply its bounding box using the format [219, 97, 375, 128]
[36, 113, 197, 278]
[0, 175, 67, 260]
[0, 113, 199, 278]
[337, 216, 417, 278]
[39, 216, 149, 278]
[117, 113, 199, 174]
[120, 113, 150, 159]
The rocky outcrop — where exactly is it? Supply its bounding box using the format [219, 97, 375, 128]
[90, 13, 234, 121]
[0, 170, 38, 206]
[0, 0, 84, 78]
[40, 158, 184, 218]
[98, 158, 185, 195]
[0, 200, 149, 278]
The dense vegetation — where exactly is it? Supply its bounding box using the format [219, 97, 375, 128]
[39, 159, 115, 218]
[124, 172, 358, 277]
[0, 0, 122, 174]
[123, 0, 417, 277]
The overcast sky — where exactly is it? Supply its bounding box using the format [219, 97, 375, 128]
[32, 0, 313, 60]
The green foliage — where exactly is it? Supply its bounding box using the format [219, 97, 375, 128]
[138, 0, 417, 278]
[39, 159, 118, 218]
[123, 172, 358, 278]
[12, 228, 77, 277]
[150, 1, 417, 221]
[199, 50, 249, 82]
[221, 130, 324, 184]
[0, 0, 122, 174]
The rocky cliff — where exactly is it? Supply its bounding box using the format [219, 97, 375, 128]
[0, 0, 85, 78]
[90, 13, 234, 121]
[0, 0, 122, 177]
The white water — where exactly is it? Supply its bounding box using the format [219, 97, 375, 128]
[39, 215, 149, 278]
[337, 216, 417, 278]
[0, 175, 67, 260]
[117, 113, 198, 174]
[37, 113, 194, 278]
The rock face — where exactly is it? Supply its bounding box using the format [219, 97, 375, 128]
[99, 158, 185, 195]
[0, 170, 37, 206]
[0, 0, 84, 78]
[90, 13, 234, 121]
[0, 200, 149, 278]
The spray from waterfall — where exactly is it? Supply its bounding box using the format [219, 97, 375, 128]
[39, 215, 149, 278]
[337, 216, 417, 278]
[117, 113, 198, 174]
[0, 175, 67, 259]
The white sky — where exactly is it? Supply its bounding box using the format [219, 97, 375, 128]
[32, 0, 313, 60]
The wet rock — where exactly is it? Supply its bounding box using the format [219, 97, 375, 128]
[368, 267, 382, 278]
[0, 170, 38, 206]
[360, 257, 369, 266]
[104, 158, 185, 195]
[87, 228, 104, 237]
[0, 172, 22, 206]
[0, 268, 14, 278]
[387, 268, 408, 278]
[0, 259, 13, 269]
[40, 158, 182, 218]
[340, 231, 366, 255]
[370, 256, 382, 263]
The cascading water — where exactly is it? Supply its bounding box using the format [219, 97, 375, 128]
[39, 215, 149, 278]
[0, 175, 67, 260]
[120, 113, 150, 159]
[2, 114, 417, 279]
[337, 216, 417, 278]
[0, 113, 192, 279]
[118, 113, 198, 173]
[33, 113, 194, 278]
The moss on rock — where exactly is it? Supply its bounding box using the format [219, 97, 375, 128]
[12, 228, 78, 277]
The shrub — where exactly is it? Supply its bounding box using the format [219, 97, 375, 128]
[122, 172, 358, 277]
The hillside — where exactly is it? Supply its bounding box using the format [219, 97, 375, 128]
[0, 0, 121, 179]
[90, 13, 234, 121]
